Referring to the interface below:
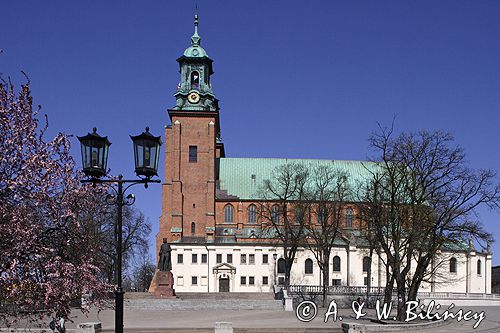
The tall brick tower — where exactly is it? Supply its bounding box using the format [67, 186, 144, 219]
[156, 15, 225, 257]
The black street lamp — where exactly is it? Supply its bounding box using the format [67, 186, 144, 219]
[78, 127, 161, 333]
[78, 127, 111, 179]
[273, 253, 278, 286]
[130, 127, 162, 179]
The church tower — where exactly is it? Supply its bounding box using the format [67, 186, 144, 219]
[157, 15, 224, 255]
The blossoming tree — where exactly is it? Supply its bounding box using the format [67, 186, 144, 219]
[0, 76, 109, 324]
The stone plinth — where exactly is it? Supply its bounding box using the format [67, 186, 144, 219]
[215, 322, 233, 333]
[76, 322, 102, 333]
[149, 270, 177, 298]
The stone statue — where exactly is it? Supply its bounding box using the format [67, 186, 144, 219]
[158, 240, 172, 271]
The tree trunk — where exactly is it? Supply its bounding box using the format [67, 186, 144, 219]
[396, 277, 407, 321]
[366, 249, 373, 301]
[322, 252, 330, 307]
[285, 257, 293, 286]
[384, 271, 394, 305]
[408, 261, 427, 301]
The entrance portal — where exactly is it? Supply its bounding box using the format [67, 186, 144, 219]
[213, 263, 236, 293]
[219, 278, 230, 292]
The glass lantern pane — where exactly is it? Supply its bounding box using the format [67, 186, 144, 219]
[87, 146, 92, 168]
[137, 144, 144, 168]
[91, 147, 100, 168]
[150, 146, 157, 169]
[99, 146, 104, 169]
[133, 141, 138, 169]
[82, 145, 87, 168]
[155, 146, 160, 170]
[103, 145, 109, 169]
[144, 146, 151, 168]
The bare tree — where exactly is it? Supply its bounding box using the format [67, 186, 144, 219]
[358, 171, 396, 305]
[304, 165, 350, 307]
[87, 205, 151, 284]
[258, 163, 309, 285]
[130, 254, 156, 292]
[362, 125, 499, 320]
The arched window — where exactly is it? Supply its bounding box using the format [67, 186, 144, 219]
[295, 206, 305, 224]
[271, 205, 280, 224]
[346, 208, 354, 228]
[277, 258, 286, 274]
[224, 204, 234, 223]
[191, 222, 195, 235]
[318, 205, 327, 224]
[449, 257, 457, 273]
[333, 256, 341, 272]
[305, 258, 314, 274]
[190, 71, 200, 88]
[477, 259, 482, 275]
[362, 256, 371, 273]
[248, 205, 257, 224]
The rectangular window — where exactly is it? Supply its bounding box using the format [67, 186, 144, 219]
[192, 276, 198, 285]
[241, 254, 247, 264]
[216, 253, 222, 264]
[241, 276, 246, 285]
[201, 253, 207, 263]
[332, 279, 341, 286]
[249, 276, 255, 285]
[278, 277, 285, 285]
[201, 276, 207, 286]
[363, 257, 371, 272]
[192, 254, 197, 264]
[177, 276, 184, 286]
[227, 254, 233, 264]
[249, 254, 255, 265]
[262, 254, 269, 264]
[263, 276, 269, 285]
[363, 277, 368, 286]
[177, 254, 183, 264]
[189, 145, 197, 163]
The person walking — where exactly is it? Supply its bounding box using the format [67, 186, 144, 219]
[56, 314, 65, 333]
[49, 317, 56, 332]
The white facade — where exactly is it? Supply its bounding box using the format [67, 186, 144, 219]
[171, 244, 492, 294]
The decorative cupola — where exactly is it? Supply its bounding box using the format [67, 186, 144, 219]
[173, 15, 219, 112]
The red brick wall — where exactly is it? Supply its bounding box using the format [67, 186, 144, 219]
[156, 114, 217, 261]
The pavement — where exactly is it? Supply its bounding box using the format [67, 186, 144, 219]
[59, 304, 500, 332]
[4, 302, 500, 332]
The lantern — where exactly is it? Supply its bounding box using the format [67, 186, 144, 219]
[130, 127, 162, 178]
[77, 127, 111, 178]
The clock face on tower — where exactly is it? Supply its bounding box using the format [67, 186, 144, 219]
[188, 92, 200, 104]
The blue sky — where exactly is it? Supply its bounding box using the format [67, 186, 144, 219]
[2, 1, 499, 263]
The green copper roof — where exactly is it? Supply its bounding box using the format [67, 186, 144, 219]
[183, 14, 209, 58]
[217, 158, 380, 201]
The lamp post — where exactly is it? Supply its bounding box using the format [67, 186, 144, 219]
[273, 253, 278, 286]
[78, 127, 161, 333]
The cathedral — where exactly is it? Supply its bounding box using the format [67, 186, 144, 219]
[152, 15, 491, 294]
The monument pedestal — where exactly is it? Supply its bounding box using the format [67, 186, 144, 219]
[149, 270, 177, 298]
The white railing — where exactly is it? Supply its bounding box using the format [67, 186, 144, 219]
[281, 285, 500, 299]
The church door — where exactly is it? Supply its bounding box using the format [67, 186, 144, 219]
[219, 278, 230, 292]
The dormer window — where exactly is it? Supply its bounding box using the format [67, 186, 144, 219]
[191, 71, 200, 89]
